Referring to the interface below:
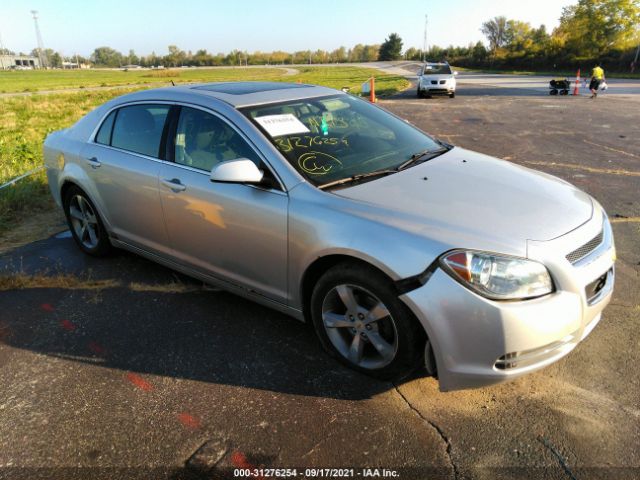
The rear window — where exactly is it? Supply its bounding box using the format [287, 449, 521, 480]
[110, 104, 170, 158]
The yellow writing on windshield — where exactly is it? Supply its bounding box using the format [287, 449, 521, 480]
[307, 115, 349, 132]
[298, 151, 342, 175]
[275, 136, 348, 153]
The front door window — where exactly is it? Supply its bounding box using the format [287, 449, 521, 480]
[174, 107, 261, 171]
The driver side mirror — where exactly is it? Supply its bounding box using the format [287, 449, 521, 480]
[210, 158, 264, 184]
[453, 71, 459, 76]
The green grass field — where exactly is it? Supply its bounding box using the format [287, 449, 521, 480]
[0, 66, 409, 235]
[0, 67, 288, 93]
[0, 65, 410, 93]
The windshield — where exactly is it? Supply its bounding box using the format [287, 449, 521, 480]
[423, 64, 452, 75]
[242, 95, 444, 187]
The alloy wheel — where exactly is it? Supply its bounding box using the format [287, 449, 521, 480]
[321, 284, 399, 369]
[68, 195, 100, 249]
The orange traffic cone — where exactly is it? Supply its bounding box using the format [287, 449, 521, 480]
[369, 77, 376, 103]
[572, 69, 581, 96]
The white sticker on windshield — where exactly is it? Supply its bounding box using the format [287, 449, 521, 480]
[255, 114, 310, 137]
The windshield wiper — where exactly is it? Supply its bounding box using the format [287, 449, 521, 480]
[397, 146, 451, 171]
[318, 169, 398, 190]
[318, 144, 453, 190]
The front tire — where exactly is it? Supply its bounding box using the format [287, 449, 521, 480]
[310, 263, 424, 380]
[449, 92, 456, 98]
[63, 186, 112, 256]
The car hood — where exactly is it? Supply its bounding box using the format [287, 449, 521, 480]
[334, 147, 593, 252]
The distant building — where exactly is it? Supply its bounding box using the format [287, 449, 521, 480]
[62, 61, 90, 69]
[0, 54, 41, 69]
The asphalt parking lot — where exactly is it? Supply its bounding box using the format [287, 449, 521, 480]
[1, 77, 639, 480]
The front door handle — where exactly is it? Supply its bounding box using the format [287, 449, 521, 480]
[161, 178, 187, 192]
[86, 157, 101, 169]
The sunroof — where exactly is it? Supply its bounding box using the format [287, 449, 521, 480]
[192, 82, 311, 95]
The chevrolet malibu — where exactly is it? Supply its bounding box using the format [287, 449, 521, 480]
[43, 82, 615, 390]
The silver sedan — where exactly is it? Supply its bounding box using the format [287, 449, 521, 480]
[44, 82, 615, 390]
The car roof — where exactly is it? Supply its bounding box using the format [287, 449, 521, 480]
[113, 81, 340, 109]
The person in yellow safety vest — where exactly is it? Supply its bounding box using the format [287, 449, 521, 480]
[589, 63, 605, 99]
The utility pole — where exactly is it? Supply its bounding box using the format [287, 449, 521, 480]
[31, 10, 47, 68]
[422, 14, 428, 62]
[0, 30, 5, 69]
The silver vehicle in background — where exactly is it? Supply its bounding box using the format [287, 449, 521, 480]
[417, 62, 457, 98]
[44, 82, 615, 390]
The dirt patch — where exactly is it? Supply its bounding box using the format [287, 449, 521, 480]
[129, 281, 219, 293]
[0, 271, 216, 294]
[0, 206, 66, 254]
[0, 272, 119, 290]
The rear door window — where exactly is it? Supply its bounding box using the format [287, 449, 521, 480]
[95, 110, 116, 145]
[110, 104, 170, 158]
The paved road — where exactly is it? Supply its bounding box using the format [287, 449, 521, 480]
[0, 235, 450, 479]
[366, 61, 640, 100]
[381, 83, 640, 479]
[0, 78, 639, 479]
[3, 61, 638, 100]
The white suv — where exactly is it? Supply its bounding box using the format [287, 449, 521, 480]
[417, 62, 457, 99]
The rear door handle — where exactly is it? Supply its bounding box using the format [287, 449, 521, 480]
[86, 157, 101, 169]
[161, 178, 187, 192]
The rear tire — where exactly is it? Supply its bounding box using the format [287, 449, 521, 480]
[63, 185, 112, 257]
[310, 263, 425, 380]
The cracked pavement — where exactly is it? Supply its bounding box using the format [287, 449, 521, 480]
[381, 77, 640, 479]
[1, 77, 639, 479]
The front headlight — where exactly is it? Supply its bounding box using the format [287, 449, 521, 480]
[441, 250, 553, 300]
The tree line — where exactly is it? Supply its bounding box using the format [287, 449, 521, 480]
[408, 0, 640, 72]
[0, 44, 382, 69]
[2, 0, 638, 72]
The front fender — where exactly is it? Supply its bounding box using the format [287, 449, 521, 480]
[287, 184, 448, 308]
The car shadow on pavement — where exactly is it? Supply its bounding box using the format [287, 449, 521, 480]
[0, 233, 428, 401]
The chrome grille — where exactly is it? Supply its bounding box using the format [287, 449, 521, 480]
[566, 230, 603, 264]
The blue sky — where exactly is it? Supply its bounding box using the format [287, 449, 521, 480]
[1, 0, 577, 57]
